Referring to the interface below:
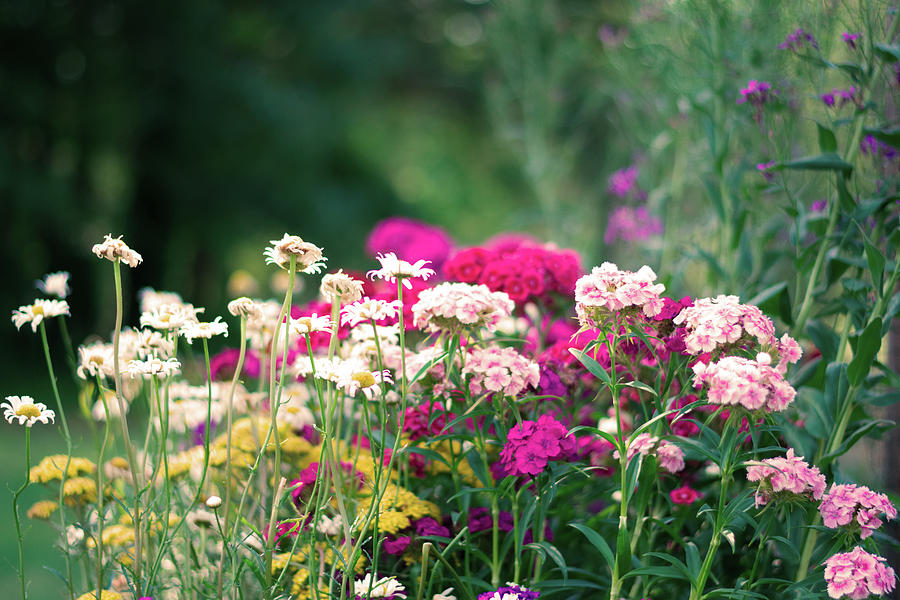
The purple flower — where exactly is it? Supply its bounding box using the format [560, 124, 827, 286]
[738, 80, 776, 122]
[604, 205, 664, 244]
[842, 32, 861, 50]
[477, 584, 540, 600]
[414, 516, 450, 538]
[821, 87, 859, 108]
[861, 135, 898, 162]
[499, 414, 575, 477]
[383, 536, 411, 555]
[607, 165, 639, 198]
[810, 199, 827, 213]
[778, 28, 818, 51]
[756, 160, 777, 182]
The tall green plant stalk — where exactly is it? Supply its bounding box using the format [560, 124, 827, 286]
[38, 320, 75, 600]
[12, 428, 32, 600]
[94, 377, 113, 598]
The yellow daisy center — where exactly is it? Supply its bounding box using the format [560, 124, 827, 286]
[15, 404, 41, 418]
[32, 305, 45, 316]
[351, 372, 376, 388]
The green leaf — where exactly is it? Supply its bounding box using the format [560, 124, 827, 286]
[406, 447, 451, 468]
[465, 448, 491, 487]
[817, 123, 838, 153]
[863, 235, 886, 296]
[621, 379, 658, 396]
[569, 523, 615, 571]
[806, 320, 839, 362]
[824, 362, 848, 418]
[822, 419, 894, 465]
[525, 541, 568, 581]
[685, 542, 701, 581]
[569, 347, 612, 388]
[874, 42, 900, 62]
[778, 153, 852, 175]
[847, 318, 883, 386]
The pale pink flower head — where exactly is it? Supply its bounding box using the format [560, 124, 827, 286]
[819, 483, 897, 539]
[412, 282, 514, 334]
[613, 433, 684, 474]
[824, 547, 895, 599]
[692, 353, 796, 413]
[672, 295, 779, 356]
[367, 252, 435, 290]
[574, 262, 666, 327]
[462, 346, 539, 399]
[745, 448, 826, 507]
[36, 271, 70, 299]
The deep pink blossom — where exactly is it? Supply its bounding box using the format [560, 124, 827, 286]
[819, 483, 897, 539]
[499, 414, 576, 477]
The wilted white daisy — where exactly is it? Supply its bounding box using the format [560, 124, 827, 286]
[35, 271, 70, 299]
[124, 357, 182, 378]
[340, 297, 402, 327]
[263, 233, 327, 273]
[320, 269, 364, 303]
[354, 574, 407, 599]
[12, 299, 70, 332]
[76, 342, 116, 379]
[227, 297, 263, 320]
[91, 234, 143, 267]
[289, 313, 333, 336]
[179, 316, 228, 344]
[367, 252, 435, 289]
[2, 395, 56, 427]
[138, 287, 183, 313]
[140, 302, 204, 331]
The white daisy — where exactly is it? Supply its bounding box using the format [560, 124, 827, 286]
[35, 271, 70, 299]
[2, 395, 56, 427]
[354, 574, 407, 599]
[91, 234, 143, 268]
[340, 297, 402, 327]
[124, 357, 182, 378]
[289, 313, 333, 336]
[320, 269, 364, 303]
[227, 297, 263, 320]
[140, 302, 204, 331]
[366, 252, 435, 289]
[11, 299, 70, 332]
[76, 342, 116, 379]
[263, 234, 327, 273]
[179, 316, 228, 344]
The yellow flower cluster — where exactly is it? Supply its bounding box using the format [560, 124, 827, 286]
[271, 541, 366, 599]
[356, 484, 440, 535]
[27, 499, 58, 519]
[76, 591, 122, 600]
[30, 455, 96, 483]
[424, 439, 480, 486]
[63, 476, 98, 504]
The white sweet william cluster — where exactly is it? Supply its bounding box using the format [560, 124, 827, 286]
[461, 346, 539, 398]
[692, 352, 796, 413]
[412, 282, 514, 334]
[574, 262, 665, 327]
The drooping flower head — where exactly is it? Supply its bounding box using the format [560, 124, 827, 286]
[574, 262, 666, 327]
[92, 234, 143, 267]
[692, 353, 797, 413]
[745, 448, 826, 507]
[367, 252, 435, 290]
[36, 271, 70, 299]
[228, 297, 264, 321]
[320, 269, 365, 304]
[412, 282, 514, 334]
[824, 547, 895, 599]
[2, 395, 56, 427]
[12, 299, 70, 332]
[263, 234, 327, 273]
[819, 483, 897, 539]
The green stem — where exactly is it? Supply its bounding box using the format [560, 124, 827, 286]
[95, 376, 113, 597]
[38, 320, 75, 600]
[13, 428, 31, 600]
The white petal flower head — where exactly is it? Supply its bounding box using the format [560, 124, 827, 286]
[92, 234, 143, 268]
[139, 287, 183, 314]
[320, 269, 365, 303]
[2, 395, 56, 427]
[12, 299, 70, 332]
[340, 297, 402, 327]
[367, 252, 435, 289]
[179, 317, 228, 344]
[227, 297, 264, 320]
[433, 589, 457, 600]
[76, 343, 116, 379]
[140, 302, 204, 331]
[264, 234, 327, 273]
[354, 574, 407, 598]
[124, 357, 182, 378]
[36, 272, 70, 299]
[289, 313, 333, 336]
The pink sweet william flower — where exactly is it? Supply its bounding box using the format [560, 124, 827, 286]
[613, 433, 685, 474]
[462, 346, 540, 398]
[824, 547, 895, 599]
[692, 353, 797, 413]
[670, 484, 701, 505]
[745, 448, 826, 507]
[412, 282, 514, 334]
[819, 483, 897, 539]
[499, 414, 576, 478]
[574, 262, 666, 327]
[672, 295, 775, 355]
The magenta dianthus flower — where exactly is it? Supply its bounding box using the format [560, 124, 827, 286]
[477, 583, 540, 600]
[366, 216, 454, 272]
[607, 165, 639, 198]
[841, 32, 861, 51]
[499, 414, 575, 478]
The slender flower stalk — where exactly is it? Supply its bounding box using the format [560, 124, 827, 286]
[12, 428, 31, 600]
[94, 377, 113, 598]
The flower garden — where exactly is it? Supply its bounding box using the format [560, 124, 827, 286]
[3, 3, 900, 600]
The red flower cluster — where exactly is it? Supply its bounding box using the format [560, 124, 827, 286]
[443, 240, 583, 306]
